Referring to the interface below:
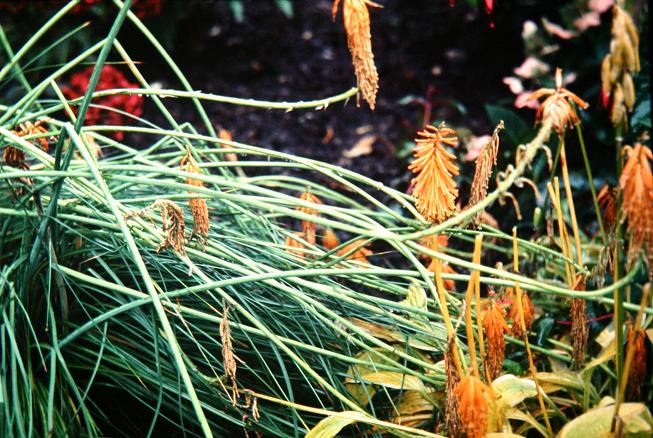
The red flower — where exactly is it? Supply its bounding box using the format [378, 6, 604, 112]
[63, 65, 143, 140]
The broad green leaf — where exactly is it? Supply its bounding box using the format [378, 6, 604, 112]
[484, 104, 531, 145]
[400, 281, 428, 311]
[557, 401, 653, 438]
[492, 374, 538, 407]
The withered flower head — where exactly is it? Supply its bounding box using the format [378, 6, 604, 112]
[126, 200, 187, 255]
[570, 274, 588, 368]
[601, 5, 640, 124]
[469, 121, 504, 211]
[3, 120, 51, 168]
[298, 191, 322, 246]
[220, 305, 239, 403]
[528, 68, 589, 134]
[483, 300, 509, 380]
[625, 326, 647, 401]
[454, 374, 490, 438]
[332, 0, 381, 109]
[597, 184, 618, 233]
[508, 290, 535, 339]
[444, 337, 462, 437]
[322, 228, 340, 250]
[338, 239, 372, 264]
[181, 149, 210, 240]
[619, 143, 653, 266]
[408, 123, 459, 223]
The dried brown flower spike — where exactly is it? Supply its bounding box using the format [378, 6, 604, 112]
[126, 200, 187, 255]
[619, 143, 653, 267]
[483, 300, 509, 380]
[454, 374, 489, 438]
[469, 121, 504, 216]
[408, 123, 459, 223]
[297, 190, 322, 246]
[220, 305, 239, 403]
[444, 337, 462, 437]
[601, 5, 640, 125]
[338, 239, 372, 264]
[332, 0, 381, 109]
[625, 325, 647, 401]
[180, 148, 210, 243]
[508, 289, 534, 339]
[528, 68, 589, 135]
[570, 274, 588, 368]
[3, 120, 51, 168]
[597, 184, 618, 233]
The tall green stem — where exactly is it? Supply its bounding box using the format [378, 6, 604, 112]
[576, 123, 607, 244]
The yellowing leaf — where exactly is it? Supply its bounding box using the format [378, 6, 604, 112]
[399, 281, 428, 311]
[345, 371, 427, 391]
[492, 374, 538, 407]
[305, 411, 367, 438]
[558, 400, 653, 438]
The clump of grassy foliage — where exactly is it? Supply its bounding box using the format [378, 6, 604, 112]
[1, 1, 651, 437]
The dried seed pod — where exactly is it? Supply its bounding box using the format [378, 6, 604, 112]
[332, 0, 381, 109]
[601, 55, 612, 96]
[625, 326, 647, 401]
[220, 305, 239, 403]
[444, 338, 462, 437]
[408, 123, 459, 223]
[570, 274, 588, 368]
[454, 374, 489, 438]
[610, 83, 625, 125]
[469, 121, 504, 219]
[622, 72, 635, 110]
[597, 184, 618, 233]
[126, 200, 187, 255]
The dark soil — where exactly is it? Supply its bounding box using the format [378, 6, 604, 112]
[133, 0, 563, 191]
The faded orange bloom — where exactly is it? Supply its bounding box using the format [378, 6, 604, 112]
[427, 259, 456, 291]
[408, 123, 459, 223]
[338, 239, 372, 264]
[454, 374, 489, 438]
[285, 232, 306, 258]
[322, 228, 340, 250]
[508, 290, 535, 339]
[619, 143, 653, 265]
[181, 149, 210, 239]
[3, 120, 51, 168]
[597, 184, 618, 232]
[527, 68, 589, 134]
[444, 338, 462, 437]
[626, 327, 647, 401]
[298, 191, 322, 246]
[218, 129, 238, 162]
[483, 300, 509, 380]
[332, 0, 381, 109]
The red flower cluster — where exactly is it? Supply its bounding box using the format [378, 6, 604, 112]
[62, 65, 143, 141]
[72, 0, 163, 17]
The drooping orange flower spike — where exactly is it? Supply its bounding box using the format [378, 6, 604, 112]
[332, 0, 381, 109]
[527, 68, 589, 134]
[454, 374, 490, 438]
[408, 123, 459, 223]
[619, 143, 653, 264]
[297, 191, 323, 247]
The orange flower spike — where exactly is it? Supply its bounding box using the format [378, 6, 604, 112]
[332, 0, 381, 109]
[338, 239, 372, 264]
[408, 123, 459, 223]
[285, 232, 306, 258]
[508, 291, 534, 339]
[322, 228, 340, 250]
[528, 68, 589, 134]
[297, 191, 322, 246]
[454, 374, 490, 438]
[483, 301, 510, 380]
